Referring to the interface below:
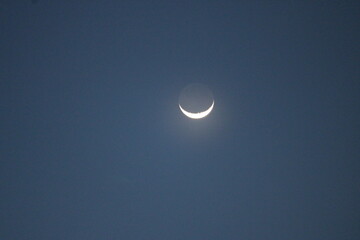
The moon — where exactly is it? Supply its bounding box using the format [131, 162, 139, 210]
[179, 100, 214, 119]
[178, 83, 214, 119]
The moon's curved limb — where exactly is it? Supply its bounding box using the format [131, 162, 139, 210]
[179, 101, 214, 119]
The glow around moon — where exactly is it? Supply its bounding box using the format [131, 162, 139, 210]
[179, 101, 214, 119]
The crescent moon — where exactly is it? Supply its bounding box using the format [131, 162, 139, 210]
[179, 101, 214, 119]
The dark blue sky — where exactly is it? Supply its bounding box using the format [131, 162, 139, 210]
[1, 1, 359, 239]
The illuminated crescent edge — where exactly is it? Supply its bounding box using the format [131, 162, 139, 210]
[179, 101, 214, 119]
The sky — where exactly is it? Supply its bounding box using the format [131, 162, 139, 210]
[1, 1, 359, 239]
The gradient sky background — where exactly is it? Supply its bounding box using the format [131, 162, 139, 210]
[1, 1, 359, 239]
